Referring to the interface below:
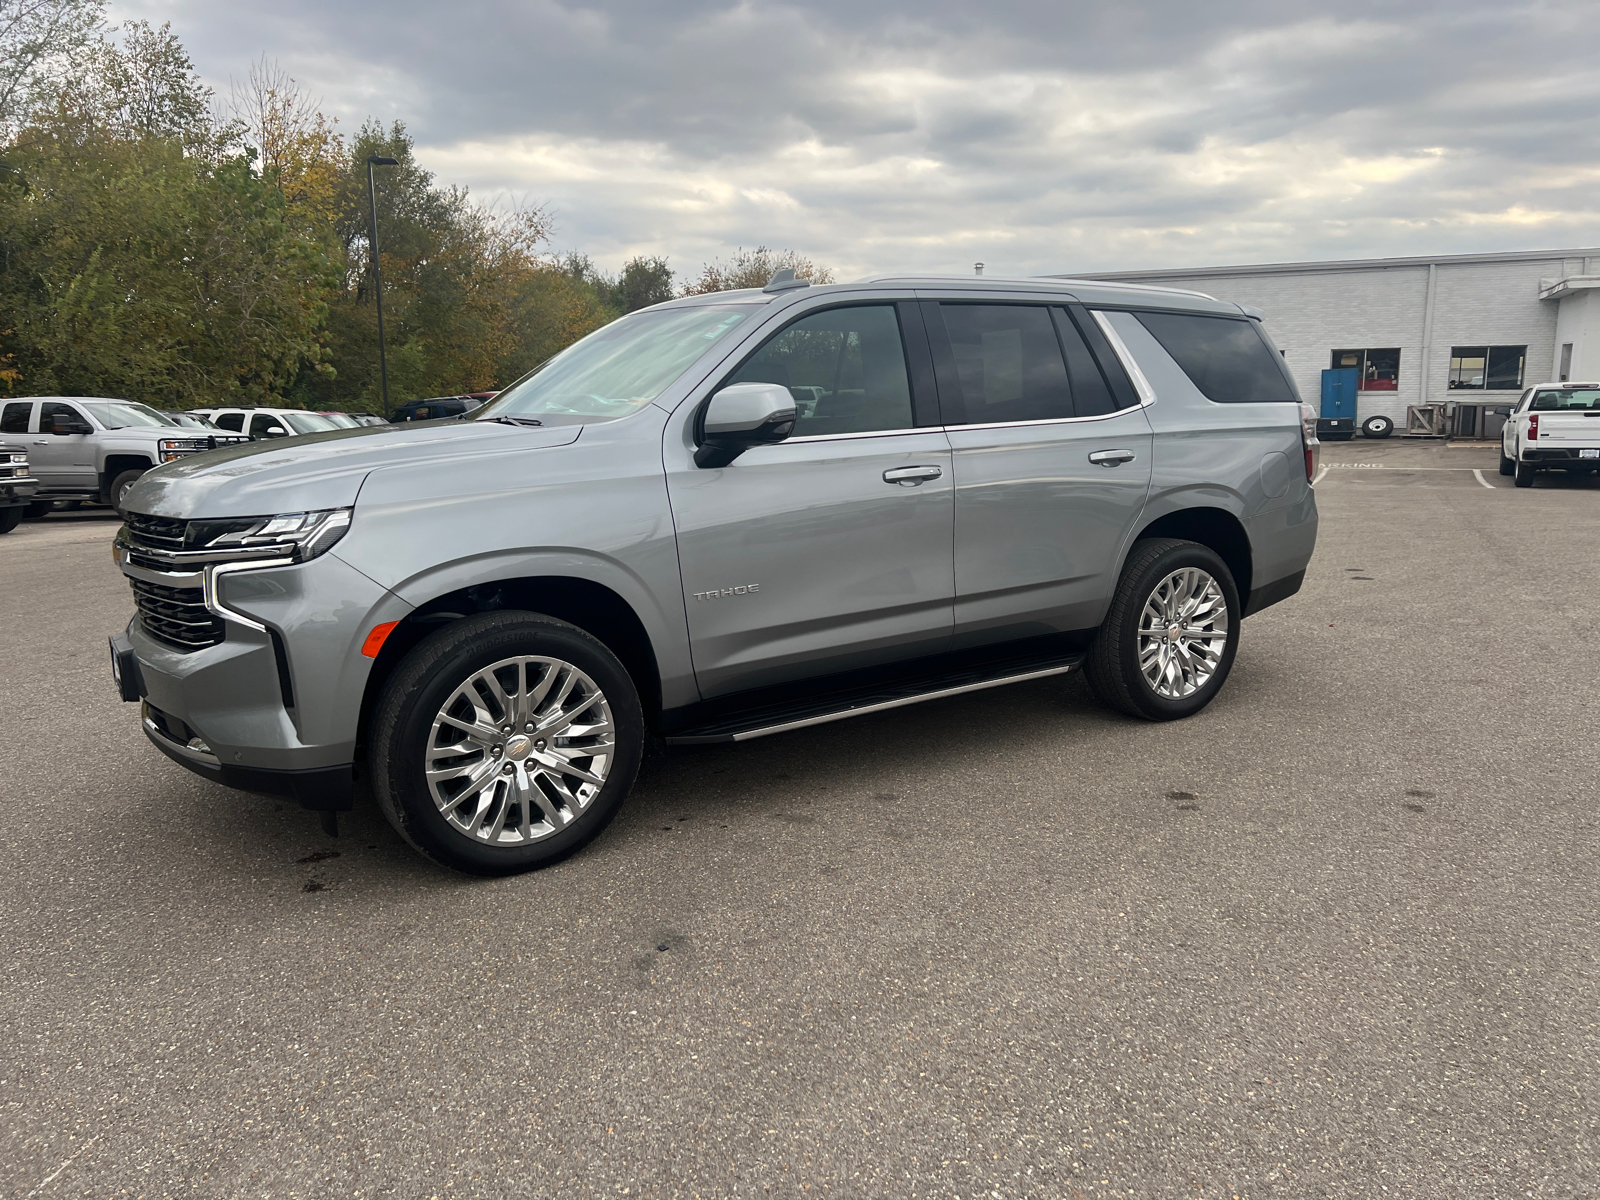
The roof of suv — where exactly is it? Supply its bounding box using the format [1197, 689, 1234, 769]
[651, 274, 1239, 317]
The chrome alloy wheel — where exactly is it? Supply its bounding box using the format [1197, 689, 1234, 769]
[424, 655, 616, 845]
[1136, 567, 1230, 700]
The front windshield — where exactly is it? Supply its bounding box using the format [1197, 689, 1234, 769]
[1530, 387, 1600, 411]
[478, 304, 756, 423]
[170, 413, 214, 428]
[80, 400, 177, 429]
[283, 412, 339, 434]
[321, 413, 360, 428]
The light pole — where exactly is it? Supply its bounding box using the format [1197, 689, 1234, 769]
[365, 155, 400, 420]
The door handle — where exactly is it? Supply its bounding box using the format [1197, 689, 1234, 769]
[32, 440, 47, 445]
[1088, 449, 1136, 467]
[883, 465, 942, 486]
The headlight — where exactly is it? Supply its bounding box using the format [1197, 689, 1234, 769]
[158, 437, 211, 462]
[8, 453, 25, 464]
[186, 508, 352, 562]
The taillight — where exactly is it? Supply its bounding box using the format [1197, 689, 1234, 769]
[1300, 402, 1320, 482]
[1528, 413, 1538, 440]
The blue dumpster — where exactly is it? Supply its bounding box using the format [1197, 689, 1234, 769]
[1319, 367, 1358, 440]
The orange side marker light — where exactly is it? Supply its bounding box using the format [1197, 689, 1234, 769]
[361, 620, 400, 658]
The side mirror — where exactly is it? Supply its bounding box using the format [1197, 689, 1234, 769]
[262, 425, 287, 438]
[695, 383, 796, 468]
[50, 413, 92, 435]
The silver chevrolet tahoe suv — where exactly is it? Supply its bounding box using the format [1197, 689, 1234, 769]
[108, 273, 1319, 874]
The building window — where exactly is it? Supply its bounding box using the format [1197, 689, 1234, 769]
[1559, 343, 1572, 382]
[1449, 345, 1526, 391]
[1330, 348, 1400, 391]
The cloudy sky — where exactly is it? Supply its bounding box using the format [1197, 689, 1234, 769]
[111, 0, 1600, 281]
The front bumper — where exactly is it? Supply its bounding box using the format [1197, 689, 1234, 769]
[112, 542, 411, 808]
[1, 471, 40, 503]
[141, 699, 356, 810]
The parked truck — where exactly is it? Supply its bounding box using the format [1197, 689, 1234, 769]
[0, 441, 40, 534]
[0, 397, 249, 516]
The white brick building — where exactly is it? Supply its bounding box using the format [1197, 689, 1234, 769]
[1057, 248, 1600, 435]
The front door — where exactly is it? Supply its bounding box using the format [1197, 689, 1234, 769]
[924, 300, 1154, 642]
[31, 401, 98, 491]
[666, 302, 955, 697]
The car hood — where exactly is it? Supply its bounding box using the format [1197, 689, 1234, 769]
[124, 420, 582, 518]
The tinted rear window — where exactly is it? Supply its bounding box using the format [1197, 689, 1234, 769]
[1135, 311, 1297, 405]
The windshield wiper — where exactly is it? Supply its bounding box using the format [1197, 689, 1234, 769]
[480, 415, 543, 427]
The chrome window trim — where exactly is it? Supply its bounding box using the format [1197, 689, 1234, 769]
[1091, 310, 1157, 409]
[938, 408, 1141, 432]
[782, 426, 932, 444]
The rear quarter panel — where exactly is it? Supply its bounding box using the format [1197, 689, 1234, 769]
[1100, 309, 1318, 597]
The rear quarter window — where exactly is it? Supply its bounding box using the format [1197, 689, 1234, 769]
[1134, 311, 1298, 405]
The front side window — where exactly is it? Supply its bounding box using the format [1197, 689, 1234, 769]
[40, 401, 86, 430]
[0, 401, 28, 434]
[939, 304, 1072, 424]
[481, 304, 756, 425]
[727, 304, 913, 436]
[1331, 348, 1400, 391]
[1529, 386, 1600, 411]
[1449, 345, 1526, 391]
[250, 413, 288, 437]
[1136, 311, 1298, 404]
[213, 412, 244, 432]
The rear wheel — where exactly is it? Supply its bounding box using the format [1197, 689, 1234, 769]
[0, 506, 21, 534]
[1085, 538, 1241, 721]
[371, 611, 644, 875]
[1514, 460, 1535, 488]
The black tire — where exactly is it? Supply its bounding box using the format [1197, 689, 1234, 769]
[1514, 460, 1535, 488]
[371, 610, 644, 875]
[0, 505, 21, 534]
[1499, 448, 1514, 476]
[1361, 415, 1394, 439]
[22, 500, 55, 518]
[109, 468, 145, 516]
[1084, 538, 1241, 722]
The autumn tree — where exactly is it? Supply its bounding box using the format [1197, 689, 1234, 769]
[680, 246, 834, 295]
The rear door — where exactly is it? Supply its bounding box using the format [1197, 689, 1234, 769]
[926, 298, 1153, 643]
[665, 300, 956, 697]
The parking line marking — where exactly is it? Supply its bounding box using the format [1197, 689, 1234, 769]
[1472, 469, 1496, 489]
[1312, 466, 1329, 486]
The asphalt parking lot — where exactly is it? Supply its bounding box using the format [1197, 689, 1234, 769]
[2, 439, 1596, 1199]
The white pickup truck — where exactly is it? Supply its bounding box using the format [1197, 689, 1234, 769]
[1500, 382, 1600, 487]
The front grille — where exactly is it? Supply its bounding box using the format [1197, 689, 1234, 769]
[126, 512, 187, 553]
[131, 578, 223, 651]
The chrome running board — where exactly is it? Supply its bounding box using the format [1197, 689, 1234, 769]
[665, 657, 1080, 746]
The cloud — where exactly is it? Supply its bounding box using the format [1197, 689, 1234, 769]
[111, 0, 1600, 277]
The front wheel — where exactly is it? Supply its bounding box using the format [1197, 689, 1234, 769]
[1514, 460, 1535, 488]
[1499, 447, 1514, 476]
[0, 506, 21, 534]
[1084, 538, 1241, 721]
[109, 468, 146, 516]
[371, 611, 644, 875]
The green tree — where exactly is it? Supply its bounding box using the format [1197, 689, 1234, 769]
[619, 254, 674, 312]
[0, 21, 335, 403]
